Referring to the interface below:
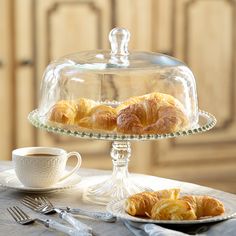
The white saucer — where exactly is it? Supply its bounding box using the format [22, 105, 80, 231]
[0, 169, 82, 193]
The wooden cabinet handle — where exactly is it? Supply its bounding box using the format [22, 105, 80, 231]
[19, 59, 34, 66]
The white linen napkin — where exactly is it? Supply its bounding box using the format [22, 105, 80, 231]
[122, 218, 236, 236]
[123, 220, 189, 236]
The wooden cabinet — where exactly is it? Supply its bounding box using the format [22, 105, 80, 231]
[15, 0, 35, 148]
[5, 0, 236, 193]
[114, 0, 236, 193]
[155, 0, 236, 193]
[14, 0, 115, 169]
[35, 0, 114, 169]
[0, 0, 13, 160]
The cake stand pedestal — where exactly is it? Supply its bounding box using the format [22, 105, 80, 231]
[83, 141, 151, 205]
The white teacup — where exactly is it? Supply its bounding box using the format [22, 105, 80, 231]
[12, 147, 82, 188]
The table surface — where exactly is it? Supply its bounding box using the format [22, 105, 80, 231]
[0, 161, 236, 236]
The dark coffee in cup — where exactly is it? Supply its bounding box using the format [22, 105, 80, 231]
[25, 153, 58, 157]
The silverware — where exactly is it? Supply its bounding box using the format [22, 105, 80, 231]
[22, 195, 116, 223]
[22, 196, 92, 233]
[64, 206, 117, 223]
[7, 206, 87, 236]
[41, 196, 117, 223]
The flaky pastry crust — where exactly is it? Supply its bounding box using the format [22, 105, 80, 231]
[48, 92, 189, 134]
[78, 104, 117, 131]
[150, 199, 197, 220]
[48, 100, 78, 125]
[180, 195, 225, 218]
[124, 189, 180, 216]
[117, 93, 189, 134]
[125, 190, 225, 221]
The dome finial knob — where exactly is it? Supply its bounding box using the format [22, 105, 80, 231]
[109, 27, 130, 56]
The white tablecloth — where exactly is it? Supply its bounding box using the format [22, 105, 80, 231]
[0, 161, 235, 236]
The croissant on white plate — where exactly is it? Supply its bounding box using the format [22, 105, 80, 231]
[125, 189, 225, 221]
[124, 188, 180, 216]
[150, 199, 197, 220]
[180, 195, 225, 218]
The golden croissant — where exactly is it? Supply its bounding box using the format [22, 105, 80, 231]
[181, 195, 225, 218]
[150, 199, 197, 220]
[125, 188, 180, 216]
[49, 98, 95, 125]
[116, 92, 189, 134]
[48, 92, 189, 134]
[49, 100, 78, 125]
[77, 104, 117, 131]
[74, 98, 96, 122]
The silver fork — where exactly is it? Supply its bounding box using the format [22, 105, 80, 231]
[40, 196, 117, 223]
[22, 196, 93, 234]
[22, 195, 116, 222]
[7, 206, 89, 236]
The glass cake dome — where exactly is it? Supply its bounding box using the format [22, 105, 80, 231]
[29, 27, 216, 205]
[38, 27, 198, 135]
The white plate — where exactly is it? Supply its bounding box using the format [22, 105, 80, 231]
[107, 197, 236, 225]
[0, 169, 82, 193]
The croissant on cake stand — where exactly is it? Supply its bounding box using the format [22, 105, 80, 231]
[48, 92, 189, 135]
[116, 93, 189, 134]
[78, 104, 117, 131]
[48, 100, 78, 125]
[48, 98, 95, 125]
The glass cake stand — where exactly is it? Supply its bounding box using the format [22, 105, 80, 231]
[28, 110, 216, 205]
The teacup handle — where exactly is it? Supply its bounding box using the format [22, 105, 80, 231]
[59, 152, 82, 181]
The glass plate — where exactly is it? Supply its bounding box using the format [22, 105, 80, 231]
[28, 110, 216, 141]
[106, 197, 236, 225]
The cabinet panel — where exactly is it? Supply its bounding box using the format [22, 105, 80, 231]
[15, 0, 35, 147]
[50, 2, 100, 58]
[0, 0, 13, 160]
[115, 0, 175, 54]
[33, 0, 113, 169]
[177, 0, 235, 134]
[113, 0, 236, 193]
[152, 0, 236, 193]
[152, 0, 175, 55]
[115, 0, 153, 50]
[163, 0, 236, 154]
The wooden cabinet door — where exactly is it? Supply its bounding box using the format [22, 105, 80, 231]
[31, 0, 114, 169]
[152, 0, 236, 192]
[115, 0, 236, 193]
[0, 0, 13, 160]
[15, 0, 35, 148]
[14, 0, 152, 171]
